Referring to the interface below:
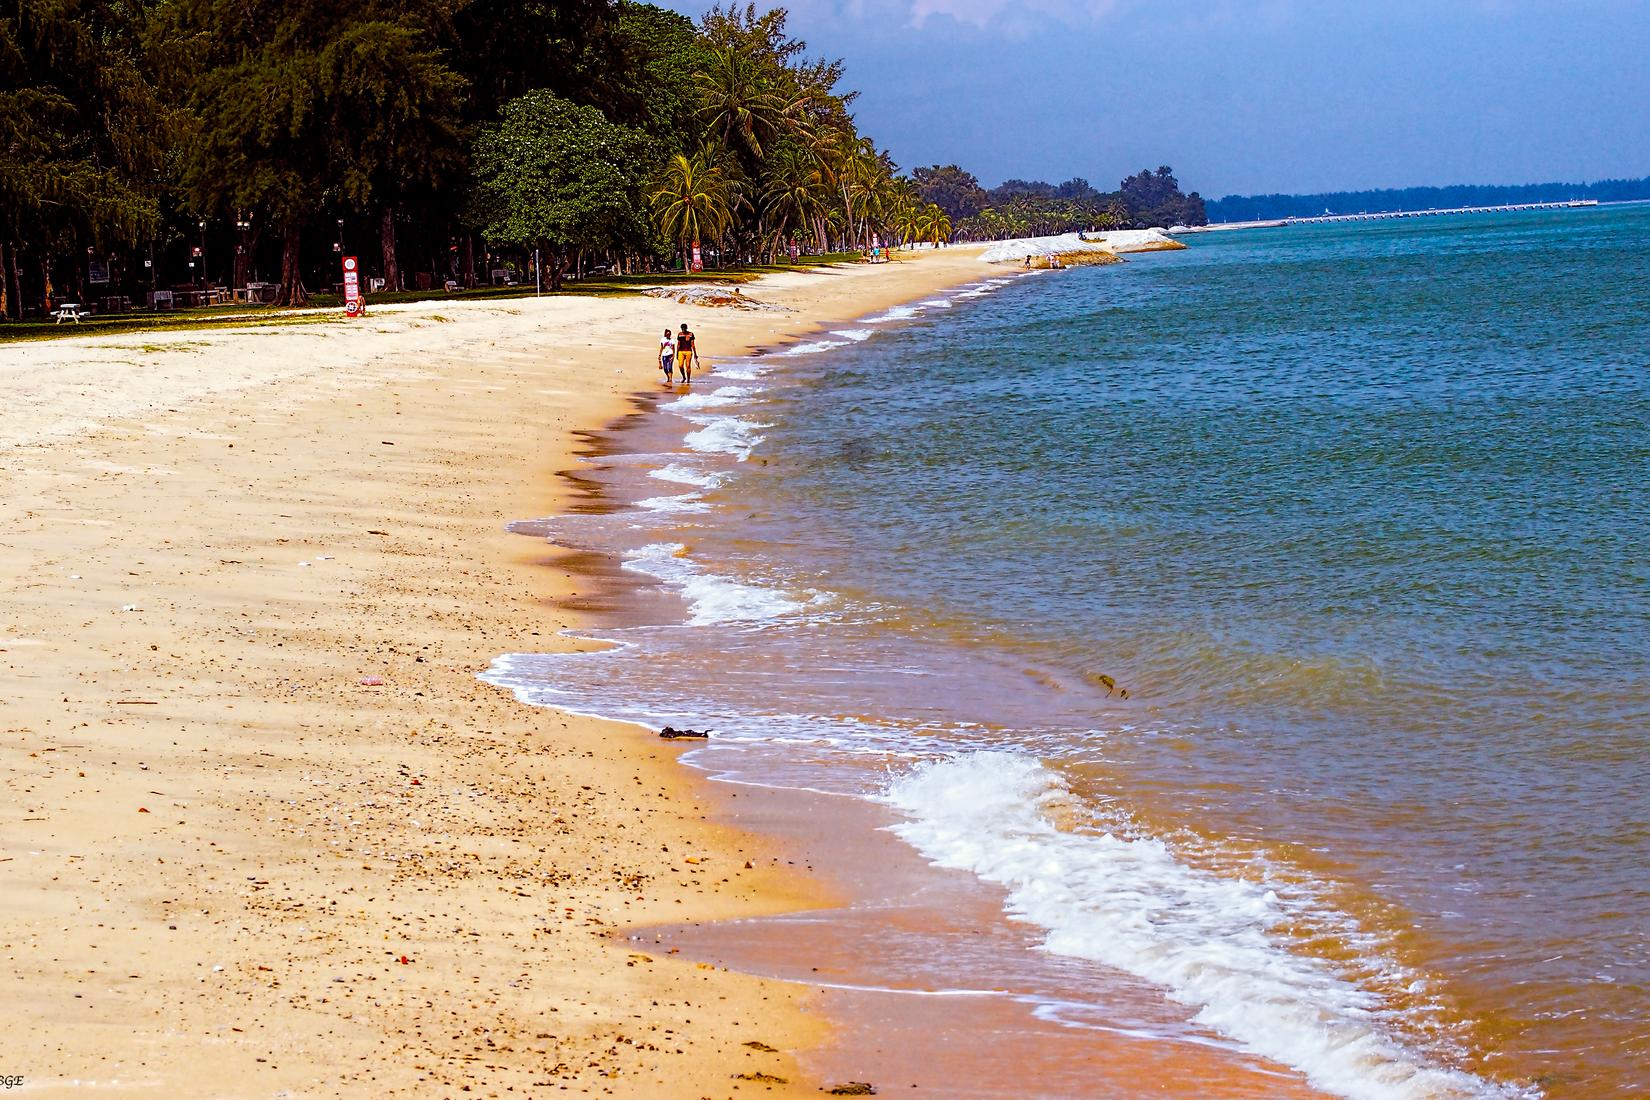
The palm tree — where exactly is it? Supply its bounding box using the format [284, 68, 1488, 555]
[817, 131, 885, 253]
[882, 178, 919, 249]
[696, 48, 802, 163]
[760, 144, 827, 261]
[650, 151, 732, 269]
[914, 203, 952, 247]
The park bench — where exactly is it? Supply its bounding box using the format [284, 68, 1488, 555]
[52, 303, 90, 324]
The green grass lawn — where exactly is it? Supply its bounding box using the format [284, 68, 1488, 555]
[0, 252, 869, 344]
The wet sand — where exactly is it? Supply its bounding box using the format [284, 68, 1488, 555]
[0, 251, 1021, 1097]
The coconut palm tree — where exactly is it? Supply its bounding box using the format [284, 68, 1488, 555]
[760, 143, 827, 261]
[914, 203, 952, 247]
[649, 150, 732, 269]
[696, 48, 803, 163]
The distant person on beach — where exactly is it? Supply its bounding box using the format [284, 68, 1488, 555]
[675, 323, 696, 382]
[659, 329, 675, 383]
[1023, 254, 1032, 270]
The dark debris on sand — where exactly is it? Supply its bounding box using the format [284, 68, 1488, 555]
[659, 726, 711, 739]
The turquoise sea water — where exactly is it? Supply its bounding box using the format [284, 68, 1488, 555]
[493, 204, 1650, 1097]
[752, 207, 1650, 1088]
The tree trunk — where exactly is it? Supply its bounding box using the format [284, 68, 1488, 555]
[463, 234, 475, 286]
[0, 241, 10, 320]
[41, 255, 54, 310]
[278, 221, 307, 306]
[379, 207, 401, 292]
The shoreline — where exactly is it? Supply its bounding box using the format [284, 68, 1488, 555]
[0, 248, 1015, 1096]
[510, 246, 1554, 1099]
[498, 264, 1341, 1097]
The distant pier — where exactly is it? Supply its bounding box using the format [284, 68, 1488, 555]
[1285, 199, 1598, 225]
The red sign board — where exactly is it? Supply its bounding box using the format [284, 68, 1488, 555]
[342, 255, 364, 317]
[690, 243, 703, 273]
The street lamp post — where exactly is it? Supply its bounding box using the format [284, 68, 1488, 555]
[199, 220, 208, 289]
[235, 216, 251, 290]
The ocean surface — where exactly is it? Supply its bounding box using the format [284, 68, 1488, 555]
[488, 203, 1650, 1098]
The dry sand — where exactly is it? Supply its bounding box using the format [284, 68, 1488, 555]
[0, 249, 1001, 1097]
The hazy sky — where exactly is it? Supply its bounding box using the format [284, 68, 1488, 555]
[657, 0, 1650, 197]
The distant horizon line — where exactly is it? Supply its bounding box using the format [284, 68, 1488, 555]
[1206, 171, 1650, 202]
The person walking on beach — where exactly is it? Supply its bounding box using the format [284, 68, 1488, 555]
[659, 328, 675, 384]
[675, 323, 696, 382]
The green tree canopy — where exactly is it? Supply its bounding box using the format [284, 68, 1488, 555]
[1, 0, 167, 313]
[448, 0, 618, 121]
[467, 90, 652, 289]
[912, 164, 988, 222]
[160, 0, 465, 303]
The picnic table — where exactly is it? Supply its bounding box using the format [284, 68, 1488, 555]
[52, 303, 90, 324]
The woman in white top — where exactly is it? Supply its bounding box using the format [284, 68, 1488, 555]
[659, 329, 675, 383]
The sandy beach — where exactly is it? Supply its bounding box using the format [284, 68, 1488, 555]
[0, 249, 1025, 1097]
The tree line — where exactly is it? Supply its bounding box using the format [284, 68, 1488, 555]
[1, 0, 1207, 318]
[1, 0, 969, 314]
[1207, 177, 1650, 222]
[910, 165, 1208, 239]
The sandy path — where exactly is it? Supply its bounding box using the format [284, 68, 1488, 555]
[0, 250, 997, 1097]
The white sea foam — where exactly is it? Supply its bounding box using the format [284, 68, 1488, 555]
[921, 298, 954, 308]
[665, 386, 755, 413]
[683, 416, 766, 460]
[883, 753, 1532, 1100]
[830, 328, 874, 341]
[635, 494, 710, 514]
[712, 361, 769, 380]
[776, 338, 850, 357]
[862, 304, 920, 324]
[623, 542, 804, 625]
[649, 463, 725, 490]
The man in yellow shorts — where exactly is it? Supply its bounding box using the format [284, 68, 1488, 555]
[675, 323, 696, 382]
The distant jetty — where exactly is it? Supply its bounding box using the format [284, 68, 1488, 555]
[1172, 199, 1600, 236]
[1287, 199, 1597, 224]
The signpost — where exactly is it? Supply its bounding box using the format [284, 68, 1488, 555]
[690, 242, 703, 273]
[342, 255, 364, 317]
